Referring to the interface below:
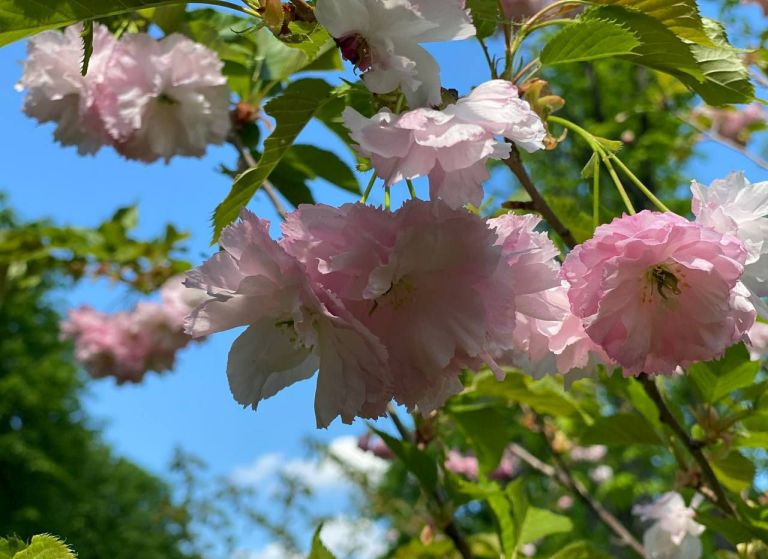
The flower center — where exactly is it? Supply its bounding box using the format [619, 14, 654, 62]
[370, 277, 415, 315]
[334, 34, 373, 72]
[642, 264, 683, 303]
[158, 93, 178, 105]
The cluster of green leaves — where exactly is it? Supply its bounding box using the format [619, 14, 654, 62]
[0, 198, 189, 295]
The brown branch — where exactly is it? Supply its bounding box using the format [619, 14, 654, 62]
[638, 375, 736, 517]
[502, 144, 577, 248]
[386, 406, 474, 559]
[510, 438, 645, 557]
[229, 135, 288, 220]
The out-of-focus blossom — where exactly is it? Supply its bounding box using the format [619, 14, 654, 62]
[16, 24, 117, 154]
[99, 33, 231, 162]
[747, 321, 768, 360]
[60, 276, 201, 383]
[570, 445, 608, 462]
[489, 448, 520, 482]
[184, 210, 391, 428]
[692, 172, 768, 317]
[589, 465, 613, 483]
[315, 0, 475, 107]
[633, 492, 704, 559]
[692, 103, 766, 146]
[557, 495, 574, 510]
[357, 433, 395, 460]
[444, 450, 479, 479]
[562, 211, 754, 375]
[343, 80, 545, 208]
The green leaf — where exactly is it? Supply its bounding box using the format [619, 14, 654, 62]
[287, 145, 359, 194]
[211, 78, 334, 242]
[371, 428, 438, 493]
[447, 405, 512, 476]
[584, 6, 703, 80]
[487, 493, 515, 559]
[467, 0, 499, 39]
[688, 344, 759, 404]
[541, 19, 641, 65]
[697, 513, 756, 546]
[518, 507, 574, 546]
[712, 451, 755, 493]
[593, 0, 712, 44]
[675, 18, 755, 105]
[79, 20, 93, 76]
[307, 525, 335, 559]
[0, 0, 189, 47]
[581, 413, 663, 446]
[14, 535, 76, 559]
[282, 21, 337, 68]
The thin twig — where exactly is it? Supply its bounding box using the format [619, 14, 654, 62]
[386, 406, 474, 559]
[638, 375, 736, 517]
[502, 144, 577, 248]
[513, 428, 645, 557]
[229, 136, 288, 220]
[679, 115, 768, 171]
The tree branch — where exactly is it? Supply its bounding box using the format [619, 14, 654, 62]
[509, 431, 645, 557]
[502, 144, 577, 248]
[638, 375, 736, 516]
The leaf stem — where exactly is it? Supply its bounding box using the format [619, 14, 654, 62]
[592, 153, 600, 229]
[229, 135, 287, 219]
[384, 186, 391, 209]
[609, 154, 670, 212]
[600, 153, 636, 215]
[360, 172, 377, 204]
[406, 179, 417, 200]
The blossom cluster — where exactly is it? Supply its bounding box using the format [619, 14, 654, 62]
[692, 103, 766, 146]
[633, 492, 704, 559]
[17, 24, 230, 162]
[61, 277, 203, 383]
[184, 201, 605, 427]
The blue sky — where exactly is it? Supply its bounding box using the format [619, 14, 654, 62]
[1, 2, 767, 556]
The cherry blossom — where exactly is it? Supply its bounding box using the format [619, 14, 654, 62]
[633, 492, 704, 559]
[343, 80, 545, 208]
[99, 33, 231, 162]
[184, 210, 391, 428]
[16, 24, 117, 154]
[692, 104, 766, 145]
[562, 211, 755, 375]
[692, 172, 768, 317]
[315, 0, 475, 107]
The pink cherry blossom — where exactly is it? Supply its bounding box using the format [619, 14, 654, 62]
[60, 276, 202, 383]
[98, 33, 231, 163]
[343, 80, 545, 208]
[17, 24, 118, 154]
[184, 210, 391, 428]
[633, 492, 704, 559]
[562, 211, 755, 375]
[746, 321, 768, 360]
[444, 450, 479, 479]
[692, 103, 766, 145]
[282, 200, 519, 412]
[692, 172, 768, 317]
[315, 0, 475, 107]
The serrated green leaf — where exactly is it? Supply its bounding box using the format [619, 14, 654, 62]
[307, 525, 335, 559]
[282, 21, 336, 67]
[211, 78, 334, 242]
[584, 6, 702, 80]
[688, 344, 759, 404]
[593, 0, 712, 45]
[14, 535, 76, 559]
[0, 0, 191, 47]
[467, 0, 499, 39]
[541, 19, 641, 65]
[79, 20, 93, 76]
[581, 413, 662, 446]
[288, 145, 359, 194]
[518, 507, 573, 545]
[676, 18, 755, 105]
[371, 427, 438, 493]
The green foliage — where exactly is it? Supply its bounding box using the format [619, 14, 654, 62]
[467, 0, 499, 39]
[306, 526, 335, 559]
[688, 344, 759, 404]
[0, 0, 196, 47]
[372, 428, 438, 493]
[593, 0, 711, 44]
[580, 413, 663, 446]
[79, 21, 93, 76]
[10, 534, 76, 559]
[212, 78, 335, 242]
[540, 19, 641, 65]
